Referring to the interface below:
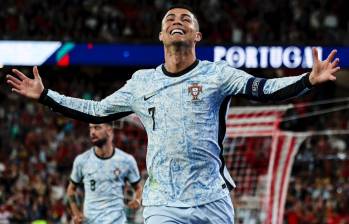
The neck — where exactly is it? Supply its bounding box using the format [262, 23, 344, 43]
[94, 141, 114, 158]
[163, 44, 196, 74]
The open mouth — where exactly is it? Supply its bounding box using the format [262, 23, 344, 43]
[170, 28, 185, 35]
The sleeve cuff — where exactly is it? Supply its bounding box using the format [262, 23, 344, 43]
[130, 178, 141, 186]
[38, 88, 49, 103]
[70, 178, 81, 186]
[302, 73, 314, 89]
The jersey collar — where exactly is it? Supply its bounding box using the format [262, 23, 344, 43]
[161, 59, 199, 77]
[93, 147, 115, 160]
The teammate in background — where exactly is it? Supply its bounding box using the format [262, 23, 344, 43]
[66, 123, 142, 224]
[6, 5, 340, 224]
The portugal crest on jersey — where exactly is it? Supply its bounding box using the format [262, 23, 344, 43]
[114, 168, 121, 179]
[188, 83, 202, 101]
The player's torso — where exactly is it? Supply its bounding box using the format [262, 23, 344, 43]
[81, 150, 130, 222]
[81, 151, 129, 198]
[131, 61, 230, 205]
[132, 61, 224, 149]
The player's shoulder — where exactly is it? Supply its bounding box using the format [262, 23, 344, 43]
[205, 60, 243, 76]
[115, 148, 136, 162]
[131, 68, 157, 80]
[198, 60, 233, 76]
[74, 148, 94, 164]
[206, 60, 231, 69]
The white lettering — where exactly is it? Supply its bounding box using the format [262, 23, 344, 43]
[283, 47, 302, 68]
[226, 47, 245, 68]
[213, 46, 227, 61]
[269, 47, 283, 68]
[213, 45, 324, 69]
[259, 47, 269, 68]
[245, 47, 258, 68]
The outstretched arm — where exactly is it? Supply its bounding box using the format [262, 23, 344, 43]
[220, 48, 340, 101]
[6, 66, 134, 123]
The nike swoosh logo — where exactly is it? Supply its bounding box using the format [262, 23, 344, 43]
[144, 93, 156, 101]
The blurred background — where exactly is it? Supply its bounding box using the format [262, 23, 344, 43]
[0, 0, 349, 223]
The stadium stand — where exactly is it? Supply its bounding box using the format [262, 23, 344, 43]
[1, 0, 349, 44]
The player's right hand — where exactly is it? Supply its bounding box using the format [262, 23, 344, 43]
[6, 66, 44, 100]
[72, 212, 84, 224]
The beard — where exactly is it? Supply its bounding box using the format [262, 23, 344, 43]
[92, 138, 107, 148]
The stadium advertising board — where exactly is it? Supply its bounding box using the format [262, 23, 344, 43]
[0, 41, 347, 69]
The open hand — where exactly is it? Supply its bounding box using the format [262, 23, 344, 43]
[6, 66, 44, 100]
[309, 48, 340, 85]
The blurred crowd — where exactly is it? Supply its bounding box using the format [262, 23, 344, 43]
[1, 0, 349, 44]
[285, 127, 349, 223]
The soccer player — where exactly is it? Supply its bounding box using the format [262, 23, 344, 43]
[66, 123, 142, 224]
[6, 5, 340, 224]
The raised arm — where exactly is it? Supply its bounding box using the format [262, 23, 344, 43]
[6, 67, 134, 123]
[220, 48, 340, 101]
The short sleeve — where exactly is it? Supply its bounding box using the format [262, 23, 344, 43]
[127, 156, 141, 184]
[70, 157, 83, 184]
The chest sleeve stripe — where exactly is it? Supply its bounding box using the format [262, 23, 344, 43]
[39, 89, 132, 123]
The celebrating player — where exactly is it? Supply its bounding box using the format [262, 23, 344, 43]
[6, 5, 340, 224]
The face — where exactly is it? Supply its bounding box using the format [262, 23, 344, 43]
[159, 8, 202, 46]
[89, 124, 113, 147]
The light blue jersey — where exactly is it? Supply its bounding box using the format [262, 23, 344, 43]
[70, 148, 140, 224]
[41, 60, 311, 207]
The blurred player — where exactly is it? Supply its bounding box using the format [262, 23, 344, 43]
[6, 5, 340, 224]
[66, 123, 142, 224]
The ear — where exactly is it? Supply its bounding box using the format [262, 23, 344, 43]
[195, 32, 202, 42]
[159, 32, 163, 41]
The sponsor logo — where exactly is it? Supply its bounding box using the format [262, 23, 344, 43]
[144, 93, 156, 101]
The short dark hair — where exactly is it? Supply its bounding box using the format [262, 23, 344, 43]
[163, 4, 200, 31]
[166, 4, 196, 16]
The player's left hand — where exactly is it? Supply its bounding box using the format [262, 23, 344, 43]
[127, 199, 141, 209]
[309, 48, 340, 85]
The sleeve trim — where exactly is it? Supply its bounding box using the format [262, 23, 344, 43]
[246, 77, 267, 98]
[70, 178, 81, 186]
[130, 178, 141, 187]
[39, 90, 133, 123]
[38, 88, 49, 103]
[302, 72, 313, 89]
